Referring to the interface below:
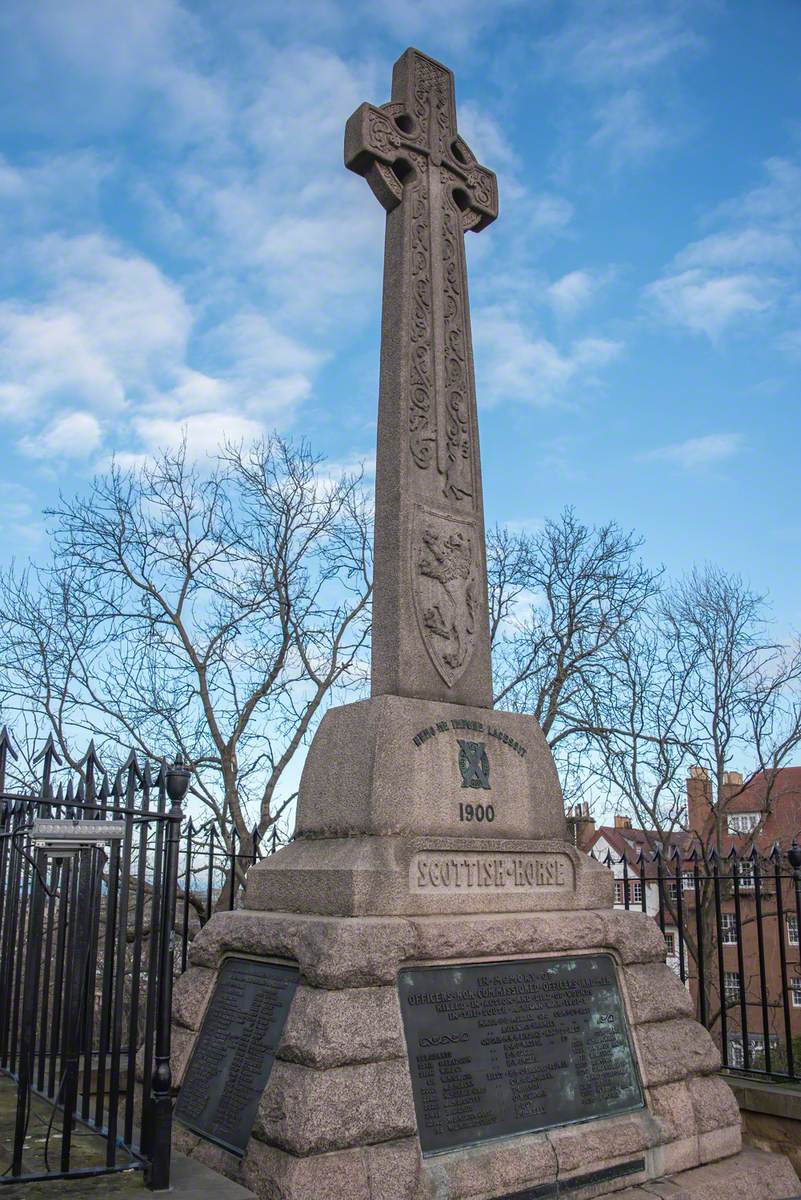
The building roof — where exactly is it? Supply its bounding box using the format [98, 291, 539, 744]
[587, 766, 801, 867]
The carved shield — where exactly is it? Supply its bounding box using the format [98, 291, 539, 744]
[411, 503, 479, 687]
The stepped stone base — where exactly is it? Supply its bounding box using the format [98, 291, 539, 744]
[170, 906, 800, 1200]
[614, 1148, 800, 1199]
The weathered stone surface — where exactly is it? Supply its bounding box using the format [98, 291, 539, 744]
[170, 1025, 196, 1089]
[648, 1082, 696, 1142]
[688, 1075, 741, 1134]
[278, 984, 405, 1068]
[698, 1124, 742, 1163]
[254, 1059, 416, 1155]
[613, 1148, 800, 1200]
[188, 909, 418, 987]
[623, 963, 694, 1024]
[423, 1132, 557, 1199]
[285, 697, 568, 843]
[346, 49, 497, 709]
[172, 965, 215, 1030]
[245, 828, 613, 917]
[602, 908, 669, 964]
[656, 1135, 702, 1177]
[363, 1139, 421, 1200]
[243, 1139, 371, 1200]
[636, 1018, 721, 1087]
[409, 908, 607, 962]
[548, 1113, 660, 1174]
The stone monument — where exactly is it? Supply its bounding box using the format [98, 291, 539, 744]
[170, 48, 801, 1200]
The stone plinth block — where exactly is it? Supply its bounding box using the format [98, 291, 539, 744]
[169, 903, 799, 1200]
[288, 694, 567, 841]
[244, 833, 612, 917]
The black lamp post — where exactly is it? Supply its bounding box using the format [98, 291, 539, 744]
[147, 755, 190, 1191]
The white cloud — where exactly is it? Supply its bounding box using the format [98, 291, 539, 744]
[590, 89, 670, 163]
[129, 412, 266, 463]
[0, 234, 191, 423]
[364, 0, 523, 50]
[528, 193, 574, 231]
[644, 269, 773, 338]
[539, 2, 703, 86]
[19, 410, 102, 460]
[458, 102, 519, 171]
[538, 3, 703, 166]
[675, 228, 797, 271]
[474, 306, 622, 406]
[547, 269, 609, 317]
[646, 154, 801, 339]
[0, 481, 41, 541]
[642, 433, 743, 469]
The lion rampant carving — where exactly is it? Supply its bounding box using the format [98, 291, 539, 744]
[417, 524, 476, 676]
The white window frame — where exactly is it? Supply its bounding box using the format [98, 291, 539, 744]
[736, 859, 755, 890]
[728, 1036, 744, 1068]
[630, 880, 643, 905]
[723, 971, 740, 1004]
[791, 977, 801, 1008]
[664, 931, 676, 956]
[682, 872, 695, 891]
[721, 912, 738, 945]
[727, 812, 759, 835]
[787, 915, 799, 946]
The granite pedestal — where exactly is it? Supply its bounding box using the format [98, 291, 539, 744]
[170, 698, 801, 1199]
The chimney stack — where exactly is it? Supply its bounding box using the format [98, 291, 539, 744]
[566, 802, 596, 852]
[686, 766, 713, 837]
[614, 814, 633, 830]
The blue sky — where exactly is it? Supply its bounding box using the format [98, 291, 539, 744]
[1, 0, 799, 637]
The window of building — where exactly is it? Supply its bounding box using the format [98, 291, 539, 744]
[682, 872, 695, 891]
[721, 912, 738, 944]
[724, 971, 740, 1004]
[665, 879, 679, 901]
[788, 915, 799, 946]
[792, 978, 801, 1008]
[630, 880, 643, 905]
[614, 881, 624, 905]
[728, 1037, 744, 1068]
[664, 931, 676, 956]
[727, 812, 759, 835]
[736, 859, 755, 889]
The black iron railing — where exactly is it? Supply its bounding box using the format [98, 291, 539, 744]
[0, 746, 186, 1188]
[0, 727, 285, 1187]
[592, 841, 801, 1084]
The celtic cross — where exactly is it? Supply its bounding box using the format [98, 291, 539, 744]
[345, 48, 497, 706]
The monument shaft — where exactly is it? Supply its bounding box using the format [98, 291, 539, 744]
[345, 48, 498, 706]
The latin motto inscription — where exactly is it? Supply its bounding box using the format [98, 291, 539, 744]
[411, 852, 572, 893]
[398, 955, 643, 1156]
[412, 717, 527, 757]
[175, 957, 298, 1156]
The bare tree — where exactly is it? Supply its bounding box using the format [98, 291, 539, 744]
[0, 436, 372, 880]
[597, 565, 801, 846]
[593, 565, 801, 1002]
[487, 508, 660, 804]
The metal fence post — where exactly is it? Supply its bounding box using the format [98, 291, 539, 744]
[146, 755, 189, 1191]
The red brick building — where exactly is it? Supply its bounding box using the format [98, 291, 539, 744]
[574, 767, 801, 1072]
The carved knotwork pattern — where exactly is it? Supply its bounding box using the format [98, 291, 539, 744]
[366, 110, 403, 156]
[409, 152, 435, 470]
[441, 173, 473, 503]
[413, 58, 450, 154]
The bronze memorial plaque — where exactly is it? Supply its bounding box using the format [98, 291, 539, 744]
[398, 954, 643, 1155]
[175, 956, 298, 1156]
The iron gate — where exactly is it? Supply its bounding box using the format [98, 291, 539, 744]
[0, 736, 187, 1189]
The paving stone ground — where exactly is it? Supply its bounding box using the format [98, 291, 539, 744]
[0, 1076, 253, 1199]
